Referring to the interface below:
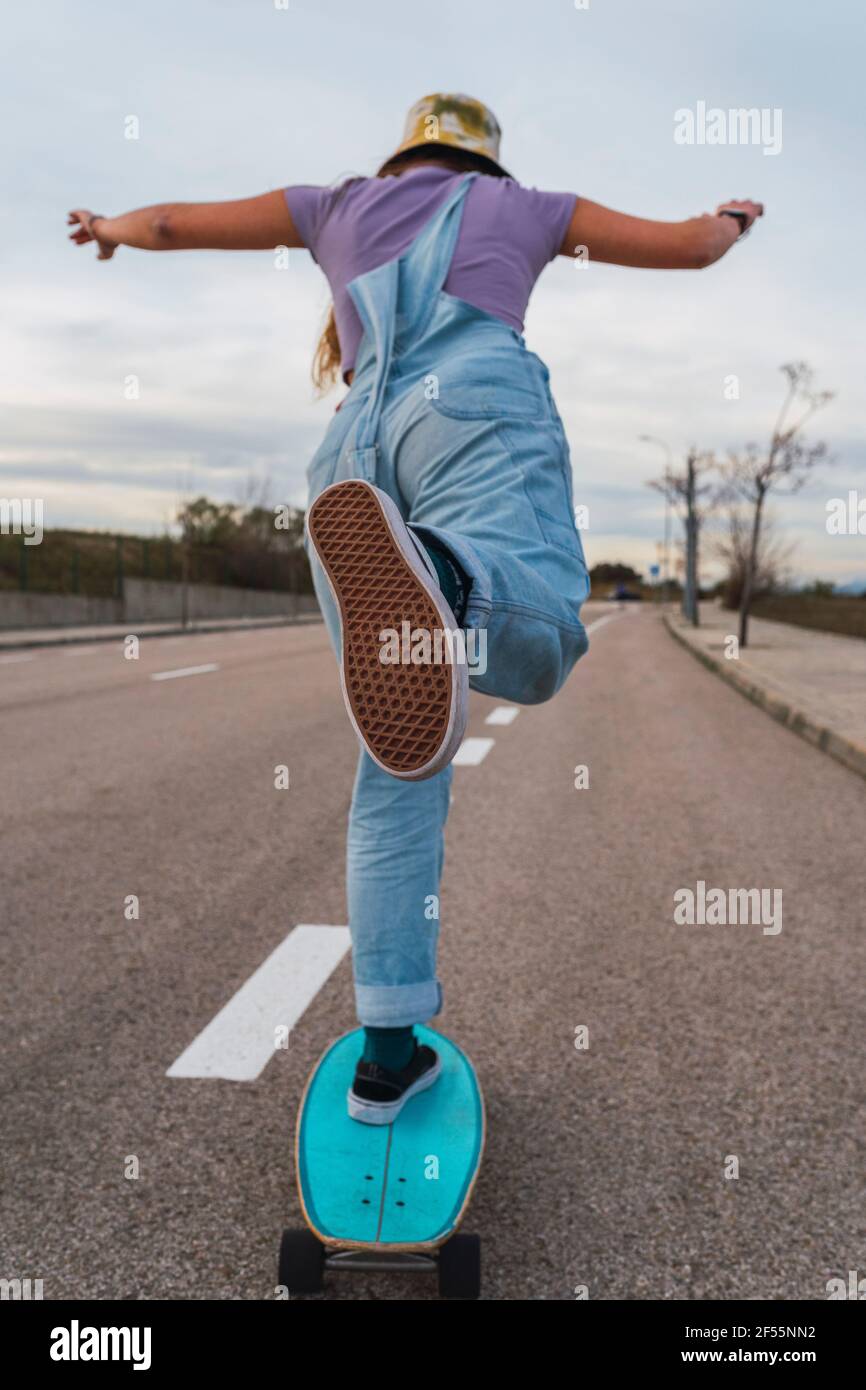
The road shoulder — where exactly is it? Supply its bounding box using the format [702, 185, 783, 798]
[664, 605, 866, 783]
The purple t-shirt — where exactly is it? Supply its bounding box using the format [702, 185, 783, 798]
[284, 165, 575, 380]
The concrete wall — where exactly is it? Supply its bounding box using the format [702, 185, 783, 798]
[0, 591, 121, 628]
[0, 581, 319, 630]
[123, 578, 317, 623]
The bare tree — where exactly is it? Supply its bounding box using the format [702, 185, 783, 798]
[713, 504, 794, 609]
[648, 449, 720, 625]
[237, 471, 274, 515]
[727, 362, 833, 647]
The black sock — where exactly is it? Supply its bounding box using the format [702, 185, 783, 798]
[421, 539, 471, 627]
[362, 1026, 416, 1071]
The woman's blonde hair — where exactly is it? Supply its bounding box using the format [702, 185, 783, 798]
[311, 145, 507, 393]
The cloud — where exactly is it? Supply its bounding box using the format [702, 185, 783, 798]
[3, 0, 864, 585]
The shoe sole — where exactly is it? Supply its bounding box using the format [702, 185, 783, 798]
[306, 479, 469, 781]
[346, 1054, 443, 1126]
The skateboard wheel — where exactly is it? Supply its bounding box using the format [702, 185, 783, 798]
[437, 1233, 481, 1300]
[278, 1228, 325, 1296]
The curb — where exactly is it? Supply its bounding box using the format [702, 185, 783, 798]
[0, 613, 323, 652]
[663, 614, 866, 783]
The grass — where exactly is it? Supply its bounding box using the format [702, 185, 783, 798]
[751, 595, 866, 641]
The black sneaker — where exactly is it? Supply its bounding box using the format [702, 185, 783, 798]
[347, 1043, 442, 1126]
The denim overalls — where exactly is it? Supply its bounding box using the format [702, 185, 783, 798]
[305, 173, 590, 1027]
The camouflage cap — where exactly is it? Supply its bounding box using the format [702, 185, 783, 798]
[390, 93, 511, 176]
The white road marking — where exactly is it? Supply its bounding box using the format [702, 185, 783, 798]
[457, 615, 622, 755]
[0, 652, 36, 665]
[485, 705, 519, 727]
[151, 663, 219, 681]
[62, 646, 100, 657]
[167, 924, 352, 1081]
[585, 612, 623, 636]
[453, 736, 495, 766]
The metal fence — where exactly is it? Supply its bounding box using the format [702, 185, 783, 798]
[0, 529, 314, 598]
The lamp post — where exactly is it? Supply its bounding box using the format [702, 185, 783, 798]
[639, 434, 673, 605]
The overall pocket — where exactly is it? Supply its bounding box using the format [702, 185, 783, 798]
[428, 353, 548, 422]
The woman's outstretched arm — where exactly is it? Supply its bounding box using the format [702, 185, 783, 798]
[559, 196, 763, 270]
[68, 190, 304, 259]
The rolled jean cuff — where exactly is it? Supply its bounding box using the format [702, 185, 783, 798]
[354, 978, 443, 1028]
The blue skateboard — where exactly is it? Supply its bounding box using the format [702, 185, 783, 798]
[280, 1026, 484, 1299]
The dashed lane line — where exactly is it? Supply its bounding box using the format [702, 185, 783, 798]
[166, 610, 627, 1079]
[584, 612, 624, 636]
[150, 663, 220, 682]
[166, 925, 352, 1081]
[485, 705, 519, 726]
[453, 737, 496, 766]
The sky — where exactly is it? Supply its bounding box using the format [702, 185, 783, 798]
[2, 0, 865, 585]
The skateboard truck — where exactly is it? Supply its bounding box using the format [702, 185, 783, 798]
[279, 1228, 482, 1299]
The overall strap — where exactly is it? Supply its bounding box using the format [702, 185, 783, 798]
[347, 173, 477, 466]
[395, 172, 478, 346]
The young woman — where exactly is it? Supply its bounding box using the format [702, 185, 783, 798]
[70, 93, 763, 1124]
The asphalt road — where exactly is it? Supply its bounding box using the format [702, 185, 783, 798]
[1, 605, 863, 1301]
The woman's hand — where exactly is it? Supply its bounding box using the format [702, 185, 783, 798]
[714, 199, 764, 234]
[67, 209, 118, 260]
[559, 196, 765, 270]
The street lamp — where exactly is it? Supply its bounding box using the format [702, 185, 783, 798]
[639, 434, 673, 605]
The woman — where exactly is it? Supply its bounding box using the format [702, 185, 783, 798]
[70, 93, 763, 1124]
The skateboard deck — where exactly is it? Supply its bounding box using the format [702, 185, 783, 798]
[296, 1026, 484, 1251]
